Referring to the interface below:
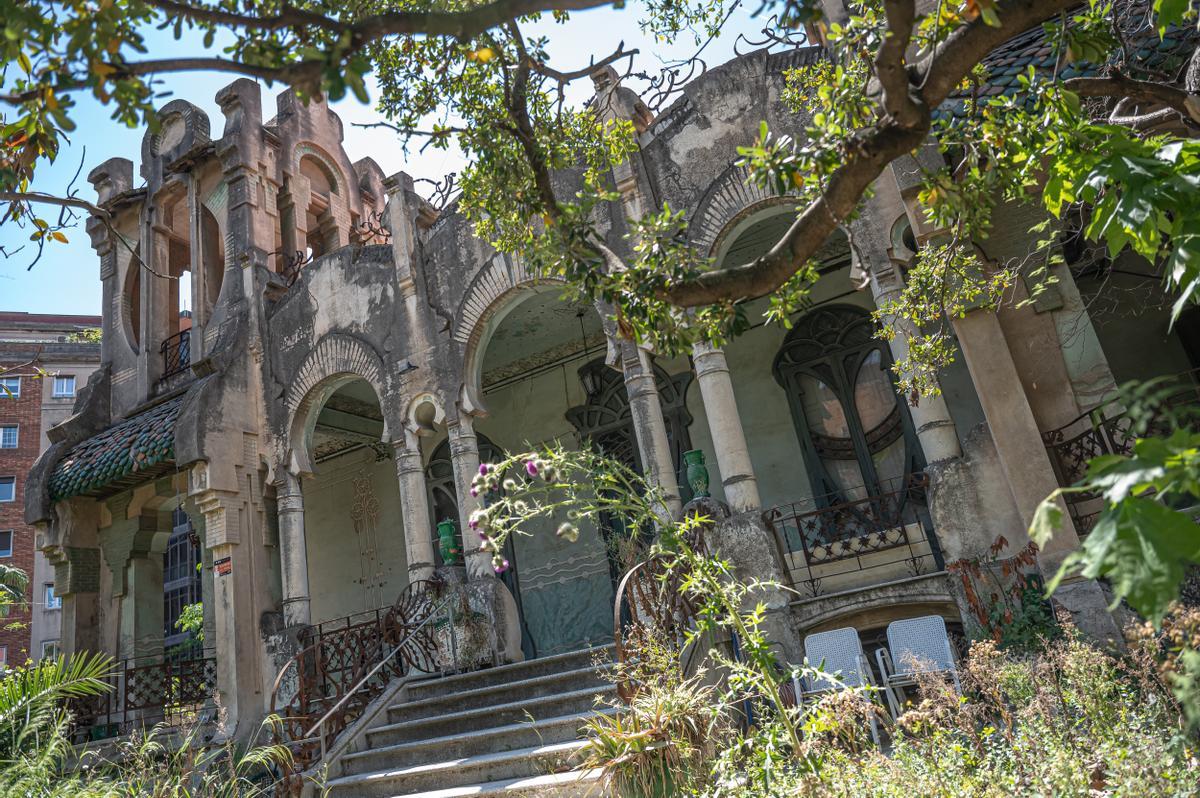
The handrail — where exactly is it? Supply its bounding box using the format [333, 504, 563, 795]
[1044, 368, 1200, 438]
[302, 593, 456, 763]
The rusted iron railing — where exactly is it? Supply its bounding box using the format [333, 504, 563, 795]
[68, 648, 218, 745]
[159, 328, 191, 379]
[1041, 371, 1200, 534]
[763, 476, 943, 598]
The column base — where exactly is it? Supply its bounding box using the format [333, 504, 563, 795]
[1051, 577, 1123, 647]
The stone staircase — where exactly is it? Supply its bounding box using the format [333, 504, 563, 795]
[323, 645, 616, 798]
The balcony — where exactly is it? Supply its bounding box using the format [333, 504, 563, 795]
[1041, 371, 1200, 534]
[763, 476, 944, 599]
[159, 328, 191, 381]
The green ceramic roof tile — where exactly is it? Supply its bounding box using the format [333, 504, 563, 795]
[49, 395, 186, 501]
[937, 0, 1199, 121]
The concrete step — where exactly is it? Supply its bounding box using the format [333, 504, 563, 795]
[407, 645, 613, 703]
[343, 709, 614, 775]
[368, 685, 616, 748]
[326, 740, 588, 798]
[337, 768, 606, 798]
[386, 664, 614, 725]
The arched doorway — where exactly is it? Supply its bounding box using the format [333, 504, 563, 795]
[772, 304, 923, 504]
[297, 377, 409, 624]
[425, 435, 536, 659]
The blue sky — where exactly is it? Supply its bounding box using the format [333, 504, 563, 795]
[0, 2, 776, 315]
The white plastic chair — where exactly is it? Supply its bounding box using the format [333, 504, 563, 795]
[792, 627, 880, 744]
[875, 615, 960, 717]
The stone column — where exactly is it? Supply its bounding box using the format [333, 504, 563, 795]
[691, 341, 761, 512]
[45, 543, 102, 657]
[619, 342, 683, 520]
[447, 415, 493, 578]
[951, 310, 1120, 642]
[275, 472, 310, 627]
[867, 268, 962, 465]
[393, 427, 437, 583]
[122, 552, 165, 661]
[194, 488, 262, 737]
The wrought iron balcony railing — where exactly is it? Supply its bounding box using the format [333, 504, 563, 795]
[159, 328, 191, 380]
[763, 476, 943, 599]
[67, 648, 217, 744]
[1041, 370, 1200, 535]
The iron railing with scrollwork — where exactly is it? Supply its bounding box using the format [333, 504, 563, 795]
[762, 476, 943, 599]
[269, 580, 456, 774]
[1041, 371, 1200, 535]
[159, 328, 191, 379]
[68, 649, 218, 744]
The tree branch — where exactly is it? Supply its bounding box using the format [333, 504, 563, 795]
[1065, 71, 1200, 124]
[874, 0, 921, 127]
[147, 0, 617, 44]
[0, 191, 110, 218]
[661, 0, 1084, 308]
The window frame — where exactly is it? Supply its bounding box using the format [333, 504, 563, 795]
[43, 583, 61, 610]
[0, 425, 16, 449]
[0, 477, 14, 503]
[51, 375, 76, 398]
[40, 640, 60, 660]
[0, 377, 19, 398]
[0, 530, 12, 558]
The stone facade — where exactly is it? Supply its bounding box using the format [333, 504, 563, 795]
[23, 42, 1195, 742]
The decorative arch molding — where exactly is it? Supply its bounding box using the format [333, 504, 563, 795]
[797, 586, 959, 635]
[687, 161, 796, 258]
[284, 334, 390, 474]
[455, 254, 568, 414]
[290, 142, 345, 196]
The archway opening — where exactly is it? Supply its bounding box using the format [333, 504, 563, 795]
[298, 377, 408, 624]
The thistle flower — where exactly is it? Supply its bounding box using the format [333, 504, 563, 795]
[556, 522, 579, 543]
[525, 459, 539, 477]
[469, 487, 478, 498]
[478, 463, 490, 476]
[493, 557, 510, 574]
[502, 478, 518, 492]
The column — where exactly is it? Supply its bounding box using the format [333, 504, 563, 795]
[619, 341, 683, 520]
[691, 341, 761, 512]
[393, 428, 437, 583]
[447, 416, 493, 578]
[45, 543, 102, 657]
[122, 553, 165, 661]
[868, 269, 962, 465]
[275, 472, 311, 627]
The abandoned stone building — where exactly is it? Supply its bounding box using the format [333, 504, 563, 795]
[23, 25, 1199, 797]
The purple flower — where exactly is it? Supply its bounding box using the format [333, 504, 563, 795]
[478, 529, 489, 541]
[478, 463, 490, 476]
[494, 558, 510, 574]
[469, 487, 478, 498]
[468, 518, 479, 530]
[525, 460, 539, 477]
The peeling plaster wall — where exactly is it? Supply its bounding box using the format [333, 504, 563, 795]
[302, 447, 409, 623]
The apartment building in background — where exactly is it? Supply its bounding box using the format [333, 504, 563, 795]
[0, 312, 101, 665]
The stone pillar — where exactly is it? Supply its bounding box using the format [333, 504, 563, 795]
[275, 472, 310, 627]
[195, 488, 263, 737]
[951, 310, 1120, 643]
[867, 268, 962, 465]
[447, 415, 493, 579]
[619, 341, 683, 520]
[46, 543, 102, 657]
[122, 552, 165, 661]
[393, 428, 437, 583]
[691, 342, 761, 512]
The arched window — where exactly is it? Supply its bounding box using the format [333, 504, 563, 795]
[772, 305, 923, 504]
[565, 357, 694, 488]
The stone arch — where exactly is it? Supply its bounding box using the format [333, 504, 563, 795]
[291, 143, 345, 195]
[284, 334, 389, 474]
[454, 253, 568, 414]
[687, 161, 796, 258]
[799, 591, 960, 636]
